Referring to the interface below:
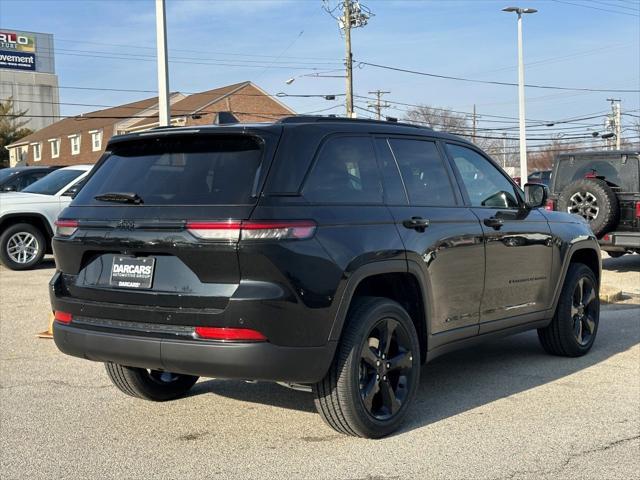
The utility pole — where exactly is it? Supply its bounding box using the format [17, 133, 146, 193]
[503, 132, 508, 168]
[155, 0, 170, 127]
[606, 98, 622, 150]
[367, 90, 390, 120]
[472, 104, 477, 143]
[343, 2, 354, 118]
[324, 1, 372, 118]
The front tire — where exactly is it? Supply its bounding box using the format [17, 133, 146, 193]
[313, 297, 420, 438]
[538, 263, 600, 357]
[105, 363, 199, 401]
[0, 223, 46, 271]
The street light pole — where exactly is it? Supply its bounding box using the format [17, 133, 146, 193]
[155, 0, 170, 127]
[503, 6, 537, 187]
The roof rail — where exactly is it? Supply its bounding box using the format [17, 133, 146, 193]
[278, 115, 431, 130]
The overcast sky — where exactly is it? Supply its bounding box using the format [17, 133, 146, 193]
[2, 0, 639, 145]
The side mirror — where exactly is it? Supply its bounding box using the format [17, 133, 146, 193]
[62, 180, 86, 198]
[524, 183, 548, 208]
[62, 187, 78, 198]
[2, 185, 17, 192]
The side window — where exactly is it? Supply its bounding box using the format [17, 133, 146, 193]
[303, 136, 382, 204]
[374, 138, 408, 205]
[388, 139, 456, 206]
[18, 173, 42, 190]
[447, 144, 519, 209]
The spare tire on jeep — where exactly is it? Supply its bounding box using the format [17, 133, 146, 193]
[557, 178, 618, 237]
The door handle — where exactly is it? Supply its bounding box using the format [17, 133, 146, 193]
[402, 217, 430, 232]
[484, 217, 504, 230]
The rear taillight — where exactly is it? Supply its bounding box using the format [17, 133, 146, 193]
[635, 201, 640, 218]
[241, 221, 316, 240]
[186, 220, 316, 241]
[55, 219, 78, 237]
[545, 199, 555, 211]
[54, 310, 72, 324]
[194, 326, 267, 342]
[185, 221, 242, 241]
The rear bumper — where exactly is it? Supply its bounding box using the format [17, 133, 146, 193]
[599, 231, 640, 250]
[53, 322, 336, 383]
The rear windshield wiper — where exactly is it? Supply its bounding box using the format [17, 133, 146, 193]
[94, 192, 144, 204]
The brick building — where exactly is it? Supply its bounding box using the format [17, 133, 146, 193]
[7, 81, 295, 166]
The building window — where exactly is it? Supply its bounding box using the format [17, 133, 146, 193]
[69, 134, 81, 155]
[49, 138, 60, 159]
[31, 142, 42, 162]
[90, 130, 103, 152]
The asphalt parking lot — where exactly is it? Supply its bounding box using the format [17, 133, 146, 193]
[1, 256, 638, 480]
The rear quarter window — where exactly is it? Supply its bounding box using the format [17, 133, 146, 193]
[302, 136, 382, 204]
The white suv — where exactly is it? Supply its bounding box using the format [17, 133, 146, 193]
[0, 165, 92, 270]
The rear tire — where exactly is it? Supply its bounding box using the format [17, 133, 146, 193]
[557, 179, 618, 237]
[0, 223, 46, 271]
[538, 263, 599, 357]
[105, 363, 199, 401]
[313, 297, 420, 438]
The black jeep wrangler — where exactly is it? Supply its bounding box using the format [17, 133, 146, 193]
[51, 117, 601, 438]
[547, 151, 640, 257]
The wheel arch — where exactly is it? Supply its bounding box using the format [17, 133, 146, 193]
[328, 260, 429, 363]
[0, 213, 54, 253]
[550, 241, 601, 313]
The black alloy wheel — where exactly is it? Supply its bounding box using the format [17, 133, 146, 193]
[313, 297, 420, 438]
[538, 263, 600, 357]
[571, 276, 598, 347]
[359, 318, 414, 420]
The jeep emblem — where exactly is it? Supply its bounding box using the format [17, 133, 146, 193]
[116, 220, 135, 231]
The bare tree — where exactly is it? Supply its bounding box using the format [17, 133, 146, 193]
[527, 138, 580, 172]
[404, 104, 501, 162]
[404, 105, 469, 134]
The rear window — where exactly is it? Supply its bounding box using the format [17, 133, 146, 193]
[75, 135, 265, 206]
[22, 169, 85, 196]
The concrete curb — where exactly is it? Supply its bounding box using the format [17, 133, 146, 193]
[600, 286, 624, 304]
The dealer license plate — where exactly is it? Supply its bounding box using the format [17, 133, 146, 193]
[110, 256, 155, 289]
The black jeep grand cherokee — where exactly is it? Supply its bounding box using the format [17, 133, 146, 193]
[51, 117, 601, 438]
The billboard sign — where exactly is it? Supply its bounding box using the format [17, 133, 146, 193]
[0, 31, 36, 71]
[0, 51, 36, 71]
[0, 31, 36, 53]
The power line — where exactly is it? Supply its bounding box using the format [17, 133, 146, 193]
[357, 61, 640, 93]
[1, 81, 345, 99]
[51, 51, 339, 71]
[585, 1, 640, 13]
[551, 0, 640, 17]
[32, 45, 342, 68]
[55, 38, 341, 62]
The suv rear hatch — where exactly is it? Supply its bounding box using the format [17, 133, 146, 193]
[53, 129, 281, 313]
[551, 153, 640, 195]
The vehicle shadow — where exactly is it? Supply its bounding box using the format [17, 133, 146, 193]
[602, 253, 640, 273]
[32, 258, 56, 270]
[192, 307, 639, 431]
